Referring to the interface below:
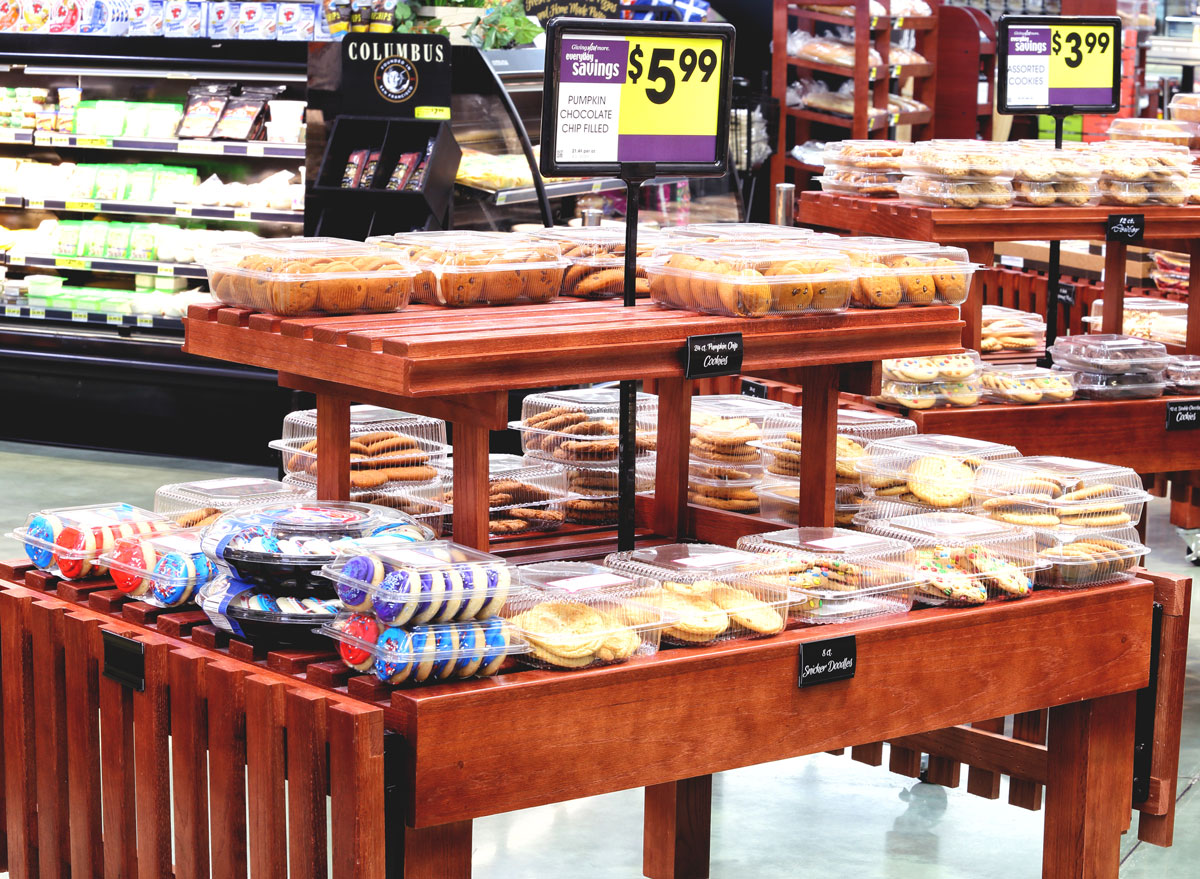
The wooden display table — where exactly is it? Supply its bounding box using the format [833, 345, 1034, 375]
[1, 566, 1176, 879]
[183, 299, 963, 540]
[797, 193, 1200, 352]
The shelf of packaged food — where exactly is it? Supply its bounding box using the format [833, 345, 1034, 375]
[786, 58, 934, 80]
[4, 252, 208, 278]
[0, 129, 35, 145]
[18, 196, 302, 224]
[786, 106, 931, 131]
[457, 176, 688, 206]
[0, 303, 184, 332]
[27, 131, 306, 159]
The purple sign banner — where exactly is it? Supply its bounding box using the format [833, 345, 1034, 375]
[618, 134, 716, 163]
[559, 37, 627, 84]
[1008, 26, 1051, 56]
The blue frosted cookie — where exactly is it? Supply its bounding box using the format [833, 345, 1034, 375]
[374, 627, 414, 684]
[455, 623, 484, 678]
[478, 618, 510, 676]
[476, 565, 511, 619]
[337, 553, 383, 612]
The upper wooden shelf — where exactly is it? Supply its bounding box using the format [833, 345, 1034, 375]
[184, 299, 963, 400]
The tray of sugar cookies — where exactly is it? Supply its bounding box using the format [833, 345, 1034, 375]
[979, 365, 1076, 404]
[870, 351, 984, 410]
[100, 528, 216, 608]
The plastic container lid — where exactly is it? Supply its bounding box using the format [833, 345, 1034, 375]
[271, 426, 449, 486]
[1092, 142, 1191, 180]
[691, 393, 795, 422]
[319, 539, 512, 626]
[281, 474, 451, 538]
[11, 503, 175, 578]
[804, 239, 976, 308]
[199, 575, 343, 643]
[861, 511, 1037, 605]
[816, 174, 901, 198]
[99, 528, 214, 607]
[874, 377, 983, 410]
[1168, 92, 1200, 122]
[441, 461, 571, 536]
[897, 174, 1014, 209]
[1008, 141, 1099, 180]
[528, 225, 671, 259]
[513, 387, 658, 464]
[737, 525, 912, 559]
[1067, 368, 1167, 400]
[1012, 179, 1100, 207]
[645, 242, 854, 317]
[203, 237, 417, 316]
[1050, 334, 1170, 374]
[819, 140, 907, 169]
[1107, 116, 1199, 146]
[662, 222, 818, 243]
[979, 365, 1076, 404]
[324, 613, 525, 683]
[754, 482, 866, 525]
[1098, 177, 1190, 206]
[1035, 526, 1149, 589]
[882, 352, 982, 383]
[900, 140, 1013, 178]
[1166, 354, 1200, 392]
[753, 414, 885, 482]
[856, 434, 1021, 509]
[282, 404, 447, 446]
[154, 477, 304, 528]
[1085, 298, 1188, 346]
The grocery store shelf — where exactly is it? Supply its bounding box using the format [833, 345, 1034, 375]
[785, 7, 934, 30]
[29, 131, 305, 159]
[1, 303, 183, 332]
[17, 196, 302, 224]
[0, 129, 34, 145]
[458, 176, 687, 205]
[786, 106, 931, 131]
[4, 252, 207, 279]
[1, 195, 22, 207]
[786, 58, 933, 80]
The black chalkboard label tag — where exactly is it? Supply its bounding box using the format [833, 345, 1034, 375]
[685, 332, 743, 378]
[1106, 214, 1144, 243]
[798, 635, 856, 688]
[102, 629, 145, 692]
[1166, 400, 1200, 430]
[741, 379, 768, 398]
[1057, 281, 1076, 308]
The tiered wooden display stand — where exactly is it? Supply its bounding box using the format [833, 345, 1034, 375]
[0, 294, 1190, 879]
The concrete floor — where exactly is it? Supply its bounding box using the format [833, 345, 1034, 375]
[0, 439, 1195, 878]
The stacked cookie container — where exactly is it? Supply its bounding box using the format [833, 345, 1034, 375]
[687, 394, 796, 515]
[896, 140, 1014, 209]
[872, 351, 984, 409]
[1049, 334, 1171, 400]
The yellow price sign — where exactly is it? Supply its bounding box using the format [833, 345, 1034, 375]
[176, 205, 193, 218]
[71, 310, 89, 322]
[4, 305, 20, 317]
[65, 200, 97, 211]
[107, 313, 124, 325]
[29, 307, 45, 320]
[157, 264, 175, 276]
[27, 198, 45, 209]
[137, 315, 154, 328]
[56, 257, 87, 269]
[76, 137, 110, 148]
[1049, 24, 1116, 97]
[1001, 18, 1119, 112]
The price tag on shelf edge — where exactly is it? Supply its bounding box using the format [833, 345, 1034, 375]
[4, 305, 20, 317]
[541, 18, 735, 178]
[71, 310, 88, 323]
[137, 315, 154, 328]
[997, 15, 1121, 114]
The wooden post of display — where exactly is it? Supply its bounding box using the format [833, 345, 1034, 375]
[796, 364, 839, 527]
[1188, 239, 1200, 354]
[644, 775, 713, 879]
[1101, 239, 1127, 336]
[653, 377, 693, 539]
[962, 242, 994, 350]
[316, 394, 351, 501]
[452, 422, 491, 552]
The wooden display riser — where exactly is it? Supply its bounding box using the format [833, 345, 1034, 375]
[1, 558, 1191, 878]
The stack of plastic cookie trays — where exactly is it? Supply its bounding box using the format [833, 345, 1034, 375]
[970, 456, 1151, 590]
[603, 544, 792, 645]
[871, 351, 985, 410]
[319, 540, 527, 685]
[861, 512, 1039, 607]
[852, 434, 1021, 527]
[273, 404, 452, 536]
[510, 387, 658, 528]
[197, 501, 432, 647]
[437, 453, 575, 539]
[529, 225, 671, 299]
[686, 394, 797, 516]
[751, 408, 917, 528]
[737, 526, 920, 624]
[980, 304, 1046, 359]
[503, 561, 675, 670]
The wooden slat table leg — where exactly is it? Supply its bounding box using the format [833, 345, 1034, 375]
[452, 420, 491, 552]
[316, 393, 351, 501]
[1, 592, 38, 879]
[925, 754, 961, 789]
[1010, 710, 1048, 811]
[32, 602, 69, 879]
[963, 242, 994, 350]
[329, 703, 387, 879]
[100, 672, 138, 878]
[401, 822, 472, 879]
[134, 640, 172, 879]
[796, 364, 839, 528]
[1101, 241, 1127, 336]
[207, 662, 248, 879]
[64, 614, 103, 879]
[1043, 692, 1136, 879]
[653, 377, 692, 539]
[286, 690, 328, 879]
[966, 717, 1007, 799]
[850, 742, 884, 766]
[170, 650, 210, 879]
[889, 744, 923, 778]
[1188, 239, 1200, 355]
[643, 775, 713, 879]
[246, 677, 288, 879]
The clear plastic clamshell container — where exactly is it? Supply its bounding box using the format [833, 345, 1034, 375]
[820, 140, 907, 170]
[282, 404, 447, 446]
[1108, 116, 1200, 148]
[1167, 355, 1200, 394]
[753, 412, 887, 483]
[688, 472, 762, 513]
[691, 393, 795, 423]
[1169, 91, 1200, 123]
[555, 459, 656, 526]
[154, 477, 305, 529]
[366, 230, 568, 307]
[897, 174, 1014, 209]
[817, 171, 902, 198]
[881, 351, 983, 382]
[201, 502, 433, 594]
[528, 226, 671, 299]
[281, 474, 451, 538]
[645, 242, 855, 317]
[100, 528, 214, 607]
[12, 503, 175, 579]
[805, 238, 976, 308]
[900, 140, 1013, 179]
[322, 613, 525, 683]
[981, 305, 1045, 353]
[203, 237, 417, 316]
[442, 461, 571, 537]
[873, 377, 983, 410]
[1050, 334, 1170, 375]
[200, 575, 343, 647]
[319, 539, 512, 626]
[688, 394, 795, 467]
[862, 512, 1037, 605]
[1009, 140, 1098, 179]
[503, 573, 670, 670]
[1035, 526, 1149, 589]
[735, 526, 918, 623]
[1098, 178, 1190, 206]
[1067, 368, 1168, 400]
[1012, 179, 1100, 207]
[1092, 141, 1192, 181]
[512, 387, 658, 464]
[971, 456, 1151, 531]
[856, 434, 1021, 511]
[1086, 298, 1188, 347]
[661, 222, 819, 244]
[604, 543, 791, 645]
[755, 482, 863, 525]
[980, 364, 1077, 404]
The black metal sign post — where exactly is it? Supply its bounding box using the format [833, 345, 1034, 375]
[997, 14, 1121, 364]
[541, 16, 735, 551]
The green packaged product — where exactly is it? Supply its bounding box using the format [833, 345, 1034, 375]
[92, 165, 129, 201]
[104, 223, 133, 260]
[79, 221, 110, 259]
[134, 273, 156, 291]
[54, 221, 82, 257]
[125, 165, 160, 202]
[128, 224, 159, 262]
[122, 104, 151, 139]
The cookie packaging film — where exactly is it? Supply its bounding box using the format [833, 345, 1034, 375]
[200, 575, 342, 646]
[283, 474, 451, 537]
[804, 237, 975, 308]
[981, 305, 1046, 352]
[820, 140, 907, 171]
[530, 225, 672, 299]
[971, 456, 1151, 531]
[644, 242, 856, 318]
[816, 170, 903, 199]
[200, 501, 432, 594]
[204, 237, 417, 316]
[862, 512, 1038, 606]
[1166, 355, 1200, 394]
[99, 528, 216, 608]
[366, 230, 570, 307]
[689, 393, 793, 469]
[1066, 368, 1168, 400]
[1007, 140, 1101, 207]
[13, 503, 175, 579]
[604, 543, 791, 645]
[979, 365, 1077, 405]
[512, 387, 658, 465]
[154, 477, 305, 528]
[736, 526, 920, 624]
[1107, 116, 1200, 148]
[899, 140, 1014, 179]
[875, 351, 985, 410]
[1168, 91, 1200, 123]
[1034, 526, 1150, 590]
[660, 222, 820, 244]
[1049, 334, 1171, 375]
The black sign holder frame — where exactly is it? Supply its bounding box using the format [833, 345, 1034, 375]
[996, 14, 1121, 366]
[540, 16, 735, 551]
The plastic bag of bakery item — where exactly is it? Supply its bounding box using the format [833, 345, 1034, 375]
[342, 149, 368, 188]
[358, 150, 382, 188]
[348, 0, 368, 31]
[178, 85, 230, 139]
[367, 0, 392, 32]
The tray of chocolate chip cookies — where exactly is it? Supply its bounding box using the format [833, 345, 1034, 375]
[529, 225, 671, 299]
[512, 388, 658, 465]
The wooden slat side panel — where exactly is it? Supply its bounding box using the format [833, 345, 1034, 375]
[0, 592, 39, 878]
[245, 677, 288, 879]
[286, 690, 328, 879]
[99, 672, 138, 878]
[170, 650, 210, 879]
[965, 717, 1007, 799]
[32, 601, 70, 879]
[207, 662, 249, 879]
[133, 640, 172, 879]
[328, 703, 386, 879]
[64, 613, 104, 879]
[1009, 710, 1047, 811]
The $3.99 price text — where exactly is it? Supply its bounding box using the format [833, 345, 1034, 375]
[1050, 28, 1111, 68]
[627, 41, 718, 105]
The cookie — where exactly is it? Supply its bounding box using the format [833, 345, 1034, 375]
[906, 457, 974, 507]
[708, 586, 784, 634]
[656, 590, 729, 642]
